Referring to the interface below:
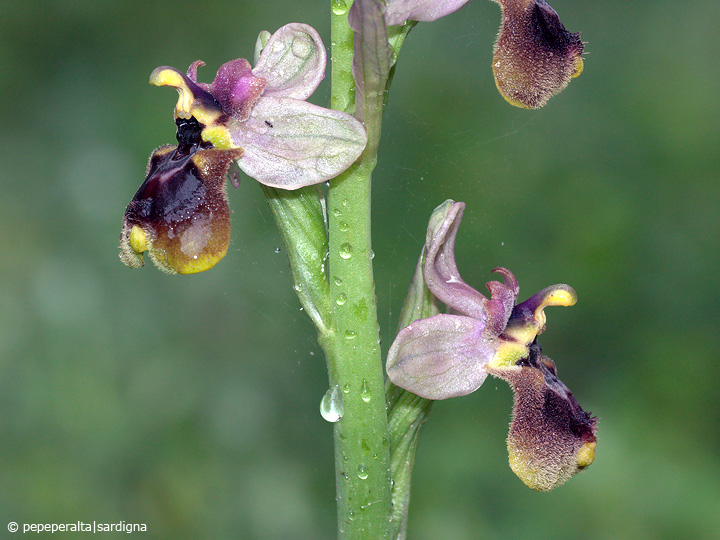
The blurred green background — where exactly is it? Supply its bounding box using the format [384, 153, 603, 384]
[2, 1, 719, 538]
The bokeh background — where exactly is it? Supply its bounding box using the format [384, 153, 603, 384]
[2, 1, 719, 538]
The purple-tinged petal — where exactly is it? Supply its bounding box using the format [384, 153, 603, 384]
[231, 96, 367, 189]
[387, 314, 495, 400]
[423, 201, 489, 319]
[252, 23, 326, 100]
[424, 201, 518, 331]
[349, 0, 392, 130]
[191, 59, 266, 122]
[492, 0, 584, 108]
[385, 0, 472, 26]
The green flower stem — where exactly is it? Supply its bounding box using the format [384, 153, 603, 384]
[386, 248, 440, 539]
[326, 3, 392, 539]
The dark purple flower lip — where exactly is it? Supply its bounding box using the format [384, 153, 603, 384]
[119, 135, 242, 274]
[492, 0, 584, 108]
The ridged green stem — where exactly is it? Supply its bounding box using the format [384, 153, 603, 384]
[326, 2, 392, 539]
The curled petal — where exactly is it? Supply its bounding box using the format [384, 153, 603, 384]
[424, 201, 488, 319]
[119, 145, 242, 274]
[384, 0, 471, 26]
[252, 23, 326, 100]
[424, 200, 518, 331]
[231, 96, 367, 189]
[487, 342, 596, 491]
[387, 314, 495, 399]
[492, 0, 584, 108]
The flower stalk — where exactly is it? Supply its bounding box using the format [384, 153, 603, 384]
[325, 2, 393, 537]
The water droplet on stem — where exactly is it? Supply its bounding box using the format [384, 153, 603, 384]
[320, 385, 344, 422]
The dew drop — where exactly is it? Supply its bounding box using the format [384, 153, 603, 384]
[331, 0, 348, 15]
[291, 36, 312, 59]
[336, 293, 347, 306]
[339, 221, 350, 232]
[320, 385, 344, 423]
[344, 330, 357, 340]
[370, 250, 375, 260]
[274, 247, 281, 253]
[332, 208, 342, 217]
[360, 379, 371, 402]
[339, 243, 352, 259]
[342, 383, 351, 393]
[357, 464, 368, 480]
[334, 277, 343, 286]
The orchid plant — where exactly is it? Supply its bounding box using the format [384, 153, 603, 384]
[119, 1, 595, 538]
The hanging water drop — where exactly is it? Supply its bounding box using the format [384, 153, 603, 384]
[360, 378, 371, 402]
[336, 293, 347, 306]
[345, 330, 357, 340]
[339, 221, 349, 232]
[357, 464, 369, 480]
[320, 385, 344, 422]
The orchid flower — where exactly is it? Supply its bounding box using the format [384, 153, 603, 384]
[120, 23, 367, 274]
[387, 200, 597, 490]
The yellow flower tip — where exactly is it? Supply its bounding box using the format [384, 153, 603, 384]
[148, 245, 227, 275]
[149, 66, 184, 88]
[571, 56, 584, 79]
[128, 224, 147, 254]
[149, 67, 195, 119]
[149, 66, 229, 141]
[576, 440, 596, 468]
[118, 222, 149, 269]
[531, 284, 577, 328]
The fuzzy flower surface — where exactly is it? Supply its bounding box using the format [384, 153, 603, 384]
[491, 0, 585, 108]
[120, 23, 367, 274]
[387, 200, 596, 490]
